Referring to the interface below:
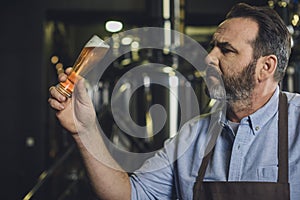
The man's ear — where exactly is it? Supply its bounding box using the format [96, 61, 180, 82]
[257, 55, 277, 82]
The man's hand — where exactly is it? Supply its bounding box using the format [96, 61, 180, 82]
[48, 68, 96, 134]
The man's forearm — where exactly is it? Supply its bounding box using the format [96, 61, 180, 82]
[73, 133, 131, 200]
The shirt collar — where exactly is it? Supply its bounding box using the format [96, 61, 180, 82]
[247, 86, 280, 135]
[219, 86, 280, 135]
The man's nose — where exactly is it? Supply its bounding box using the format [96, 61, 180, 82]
[205, 48, 219, 67]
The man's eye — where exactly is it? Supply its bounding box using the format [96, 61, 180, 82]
[220, 48, 232, 54]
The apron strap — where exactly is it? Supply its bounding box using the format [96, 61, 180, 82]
[193, 119, 220, 199]
[278, 92, 288, 183]
[194, 117, 221, 182]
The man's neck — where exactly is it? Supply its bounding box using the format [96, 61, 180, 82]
[226, 101, 254, 123]
[226, 86, 277, 122]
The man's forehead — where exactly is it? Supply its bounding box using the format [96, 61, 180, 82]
[213, 26, 225, 40]
[213, 18, 258, 44]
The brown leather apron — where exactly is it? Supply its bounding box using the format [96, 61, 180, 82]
[193, 92, 290, 200]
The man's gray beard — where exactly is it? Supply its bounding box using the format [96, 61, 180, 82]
[208, 84, 226, 100]
[207, 59, 257, 105]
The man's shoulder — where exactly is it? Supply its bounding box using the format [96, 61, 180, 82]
[180, 113, 212, 133]
[284, 91, 300, 107]
[173, 112, 215, 143]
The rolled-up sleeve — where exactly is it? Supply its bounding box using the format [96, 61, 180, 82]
[130, 148, 175, 200]
[129, 117, 203, 199]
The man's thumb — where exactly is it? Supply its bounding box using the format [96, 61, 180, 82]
[73, 78, 93, 107]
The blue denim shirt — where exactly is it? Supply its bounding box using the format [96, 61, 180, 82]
[130, 87, 300, 200]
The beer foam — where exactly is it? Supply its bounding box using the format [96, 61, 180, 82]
[85, 35, 110, 48]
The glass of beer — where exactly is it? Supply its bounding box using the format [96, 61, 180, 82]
[56, 35, 110, 98]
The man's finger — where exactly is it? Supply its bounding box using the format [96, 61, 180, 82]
[49, 86, 67, 102]
[48, 98, 65, 110]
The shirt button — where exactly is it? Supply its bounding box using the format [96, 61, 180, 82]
[255, 126, 260, 131]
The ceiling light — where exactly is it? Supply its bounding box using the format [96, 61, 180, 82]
[105, 21, 123, 33]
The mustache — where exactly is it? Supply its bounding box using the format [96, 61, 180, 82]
[205, 66, 224, 88]
[204, 66, 226, 100]
[205, 66, 223, 82]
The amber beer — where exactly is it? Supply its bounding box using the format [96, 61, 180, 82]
[56, 35, 109, 97]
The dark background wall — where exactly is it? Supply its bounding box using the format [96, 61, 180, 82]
[0, 1, 46, 199]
